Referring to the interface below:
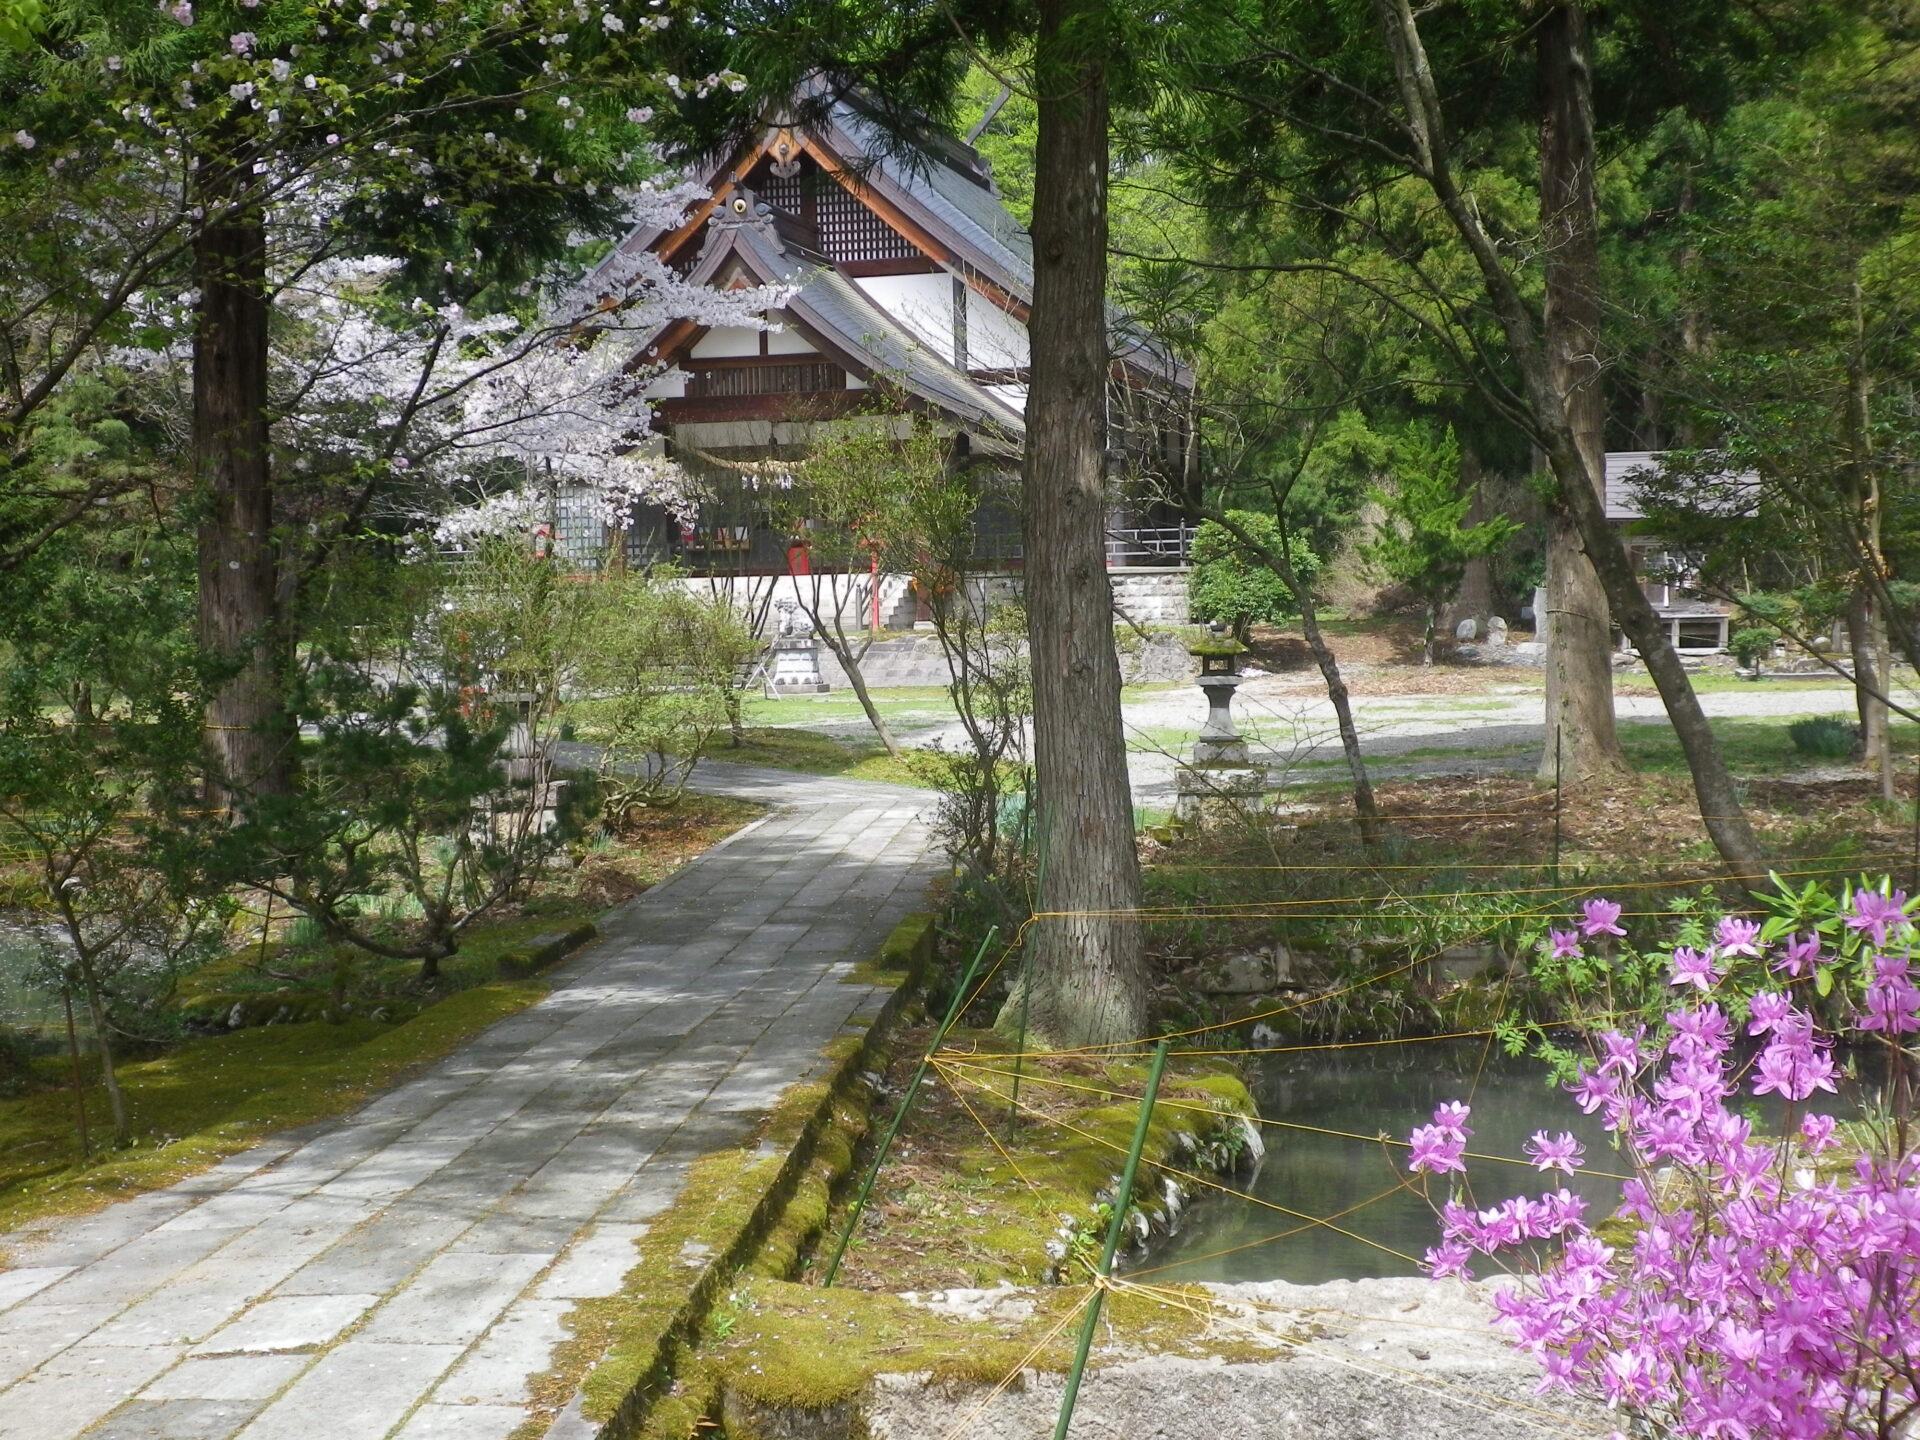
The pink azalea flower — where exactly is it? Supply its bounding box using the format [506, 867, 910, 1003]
[1800, 1113, 1839, 1154]
[1547, 928, 1582, 960]
[1669, 946, 1718, 990]
[1580, 898, 1626, 938]
[1406, 1123, 1466, 1175]
[1714, 915, 1763, 958]
[1746, 992, 1793, 1036]
[1846, 888, 1911, 948]
[1527, 1130, 1586, 1174]
[1424, 1239, 1472, 1279]
[1431, 1100, 1473, 1140]
[1772, 932, 1822, 978]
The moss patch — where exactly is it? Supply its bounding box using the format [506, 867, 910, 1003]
[518, 1025, 899, 1440]
[843, 911, 936, 989]
[0, 980, 547, 1237]
[826, 1029, 1257, 1292]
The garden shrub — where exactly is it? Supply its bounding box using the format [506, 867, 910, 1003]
[1186, 511, 1319, 640]
[1787, 715, 1857, 760]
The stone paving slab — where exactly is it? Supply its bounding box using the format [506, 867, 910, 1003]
[0, 767, 937, 1439]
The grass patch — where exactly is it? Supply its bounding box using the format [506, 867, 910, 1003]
[736, 686, 957, 730]
[0, 981, 547, 1238]
[698, 727, 932, 788]
[0, 790, 763, 1240]
[1617, 713, 1918, 776]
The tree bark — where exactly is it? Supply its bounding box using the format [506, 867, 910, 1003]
[1849, 586, 1892, 796]
[194, 144, 288, 805]
[1374, 0, 1764, 873]
[81, 974, 127, 1145]
[1536, 3, 1625, 786]
[1449, 441, 1494, 634]
[1008, 0, 1148, 1049]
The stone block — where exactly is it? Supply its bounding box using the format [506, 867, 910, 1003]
[229, 1340, 465, 1440]
[141, 1354, 312, 1402]
[430, 1297, 571, 1407]
[192, 1293, 378, 1355]
[357, 1251, 547, 1348]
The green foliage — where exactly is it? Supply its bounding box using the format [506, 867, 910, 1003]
[1788, 716, 1858, 760]
[1186, 511, 1319, 638]
[1363, 427, 1520, 657]
[1729, 626, 1781, 669]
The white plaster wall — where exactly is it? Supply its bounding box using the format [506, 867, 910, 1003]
[764, 318, 817, 355]
[688, 325, 761, 359]
[855, 273, 956, 361]
[641, 368, 687, 399]
[966, 290, 1029, 369]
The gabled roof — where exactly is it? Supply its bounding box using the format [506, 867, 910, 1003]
[660, 210, 1025, 450]
[1605, 451, 1761, 523]
[594, 81, 1191, 417]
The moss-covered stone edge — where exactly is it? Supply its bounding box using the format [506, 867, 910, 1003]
[515, 910, 936, 1440]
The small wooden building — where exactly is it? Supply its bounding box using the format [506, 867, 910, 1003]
[1605, 452, 1735, 653]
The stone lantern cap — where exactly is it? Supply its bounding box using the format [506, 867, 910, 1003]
[1189, 622, 1247, 677]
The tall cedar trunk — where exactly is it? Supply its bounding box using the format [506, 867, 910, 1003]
[1849, 587, 1892, 795]
[1536, 3, 1624, 785]
[1285, 557, 1378, 844]
[1009, 0, 1147, 1049]
[1843, 280, 1894, 800]
[1450, 442, 1494, 634]
[1375, 0, 1763, 872]
[194, 147, 287, 805]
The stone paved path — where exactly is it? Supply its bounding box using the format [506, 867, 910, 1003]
[0, 765, 936, 1440]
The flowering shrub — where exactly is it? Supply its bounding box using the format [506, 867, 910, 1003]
[1410, 882, 1920, 1439]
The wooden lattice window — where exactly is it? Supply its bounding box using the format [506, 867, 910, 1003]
[761, 172, 803, 215]
[684, 363, 846, 398]
[815, 184, 918, 263]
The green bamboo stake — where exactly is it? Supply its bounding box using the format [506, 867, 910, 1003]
[821, 924, 998, 1287]
[1052, 1040, 1170, 1440]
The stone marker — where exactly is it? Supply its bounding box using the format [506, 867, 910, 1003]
[1485, 615, 1509, 646]
[1454, 617, 1478, 642]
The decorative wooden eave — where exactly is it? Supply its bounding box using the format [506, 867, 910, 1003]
[648, 127, 1033, 330]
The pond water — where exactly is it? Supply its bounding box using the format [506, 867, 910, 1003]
[0, 915, 68, 1040]
[1148, 1034, 1882, 1286]
[1145, 1044, 1622, 1284]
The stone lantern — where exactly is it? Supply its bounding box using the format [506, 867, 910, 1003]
[768, 600, 830, 694]
[1190, 622, 1250, 765]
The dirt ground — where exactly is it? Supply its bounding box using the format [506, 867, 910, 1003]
[1240, 621, 1544, 697]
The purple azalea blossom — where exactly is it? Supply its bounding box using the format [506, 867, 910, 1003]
[1847, 888, 1911, 948]
[1714, 915, 1763, 958]
[1773, 932, 1823, 978]
[1548, 929, 1582, 960]
[1527, 1131, 1586, 1174]
[1746, 992, 1793, 1036]
[1414, 887, 1920, 1439]
[1580, 898, 1627, 938]
[1669, 946, 1718, 991]
[1406, 1123, 1466, 1175]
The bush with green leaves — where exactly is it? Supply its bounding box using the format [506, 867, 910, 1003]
[1788, 715, 1858, 760]
[1187, 511, 1321, 639]
[1729, 625, 1781, 669]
